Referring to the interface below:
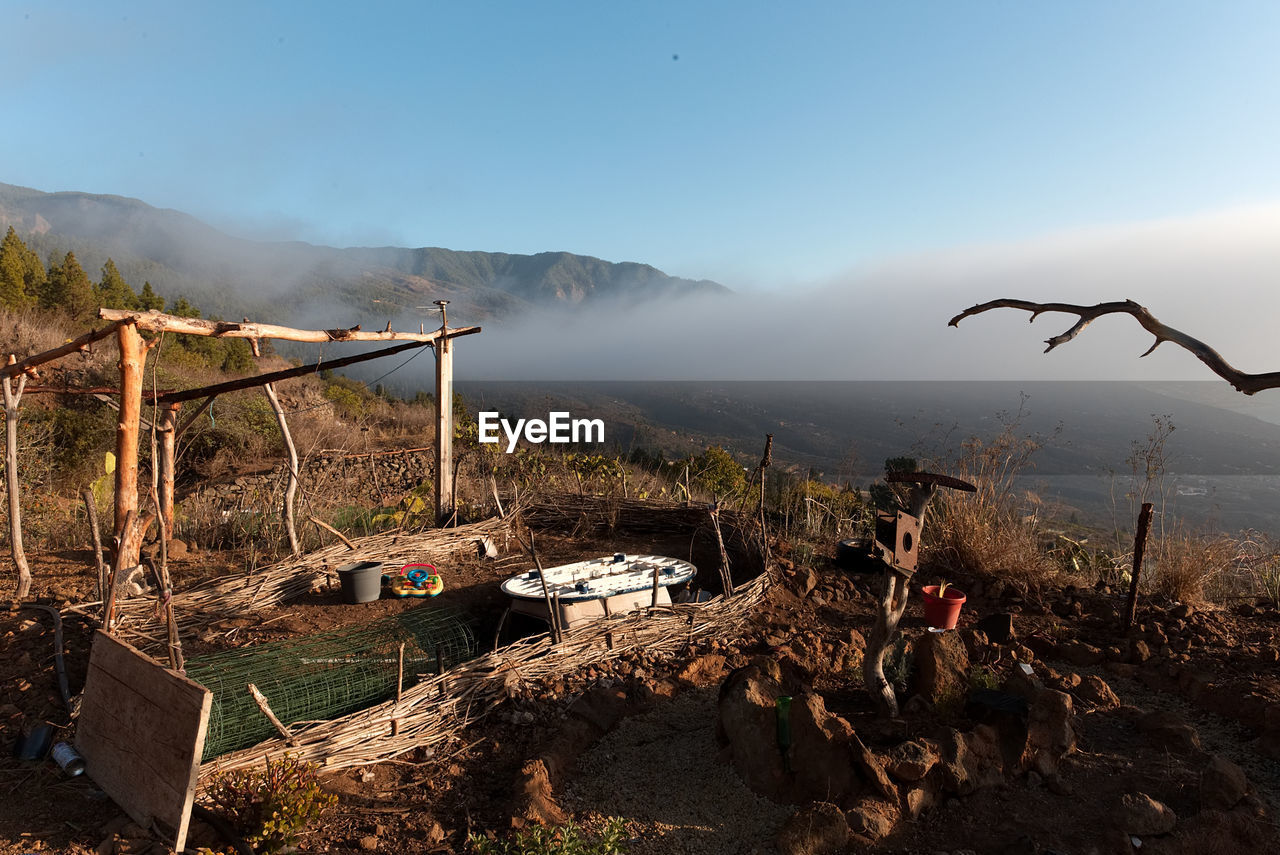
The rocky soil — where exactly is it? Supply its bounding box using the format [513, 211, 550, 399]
[2, 536, 1279, 854]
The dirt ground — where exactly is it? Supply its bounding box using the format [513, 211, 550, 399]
[2, 529, 1279, 854]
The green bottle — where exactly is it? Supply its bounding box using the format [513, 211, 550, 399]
[776, 696, 793, 773]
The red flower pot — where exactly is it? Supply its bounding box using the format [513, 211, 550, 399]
[922, 584, 966, 629]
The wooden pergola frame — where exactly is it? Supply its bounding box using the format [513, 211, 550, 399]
[4, 307, 480, 586]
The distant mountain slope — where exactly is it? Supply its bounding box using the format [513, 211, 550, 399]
[454, 380, 1280, 478]
[0, 182, 729, 322]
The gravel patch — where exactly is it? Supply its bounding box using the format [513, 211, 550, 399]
[565, 687, 793, 855]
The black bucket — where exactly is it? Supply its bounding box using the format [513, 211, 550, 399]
[337, 561, 384, 604]
[834, 538, 881, 574]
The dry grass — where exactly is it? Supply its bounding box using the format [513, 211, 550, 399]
[924, 420, 1059, 592]
[1146, 526, 1238, 604]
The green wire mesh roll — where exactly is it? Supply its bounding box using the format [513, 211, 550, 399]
[185, 604, 477, 761]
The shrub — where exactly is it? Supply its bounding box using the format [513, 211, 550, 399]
[689, 445, 747, 500]
[468, 818, 628, 855]
[204, 756, 336, 854]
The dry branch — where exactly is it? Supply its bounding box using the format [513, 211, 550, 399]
[949, 298, 1280, 395]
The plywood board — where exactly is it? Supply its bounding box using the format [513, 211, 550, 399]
[75, 630, 211, 852]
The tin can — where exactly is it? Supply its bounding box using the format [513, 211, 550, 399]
[50, 742, 85, 777]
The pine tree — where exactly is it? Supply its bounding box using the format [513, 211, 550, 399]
[136, 281, 165, 312]
[170, 297, 201, 318]
[94, 258, 137, 309]
[44, 251, 97, 318]
[0, 227, 43, 310]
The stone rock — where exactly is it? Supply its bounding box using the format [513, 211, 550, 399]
[1026, 634, 1059, 660]
[974, 612, 1016, 644]
[167, 538, 189, 559]
[911, 629, 970, 707]
[775, 802, 849, 855]
[779, 633, 828, 679]
[674, 654, 728, 687]
[717, 663, 860, 804]
[960, 628, 990, 661]
[901, 780, 937, 819]
[885, 739, 939, 782]
[787, 565, 820, 597]
[1177, 668, 1214, 700]
[567, 687, 630, 733]
[1201, 754, 1249, 810]
[788, 691, 860, 803]
[1022, 690, 1076, 776]
[1129, 639, 1152, 664]
[844, 797, 898, 841]
[848, 729, 897, 801]
[1116, 791, 1177, 836]
[1075, 674, 1120, 709]
[513, 757, 568, 825]
[358, 836, 380, 851]
[1138, 710, 1202, 754]
[935, 726, 1004, 795]
[1059, 640, 1105, 667]
[1104, 661, 1138, 679]
[1002, 668, 1045, 702]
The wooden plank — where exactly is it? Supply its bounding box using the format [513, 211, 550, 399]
[76, 630, 211, 853]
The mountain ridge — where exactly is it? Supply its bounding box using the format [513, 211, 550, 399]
[0, 181, 729, 322]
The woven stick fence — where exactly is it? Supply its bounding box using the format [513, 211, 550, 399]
[198, 564, 771, 782]
[97, 516, 513, 654]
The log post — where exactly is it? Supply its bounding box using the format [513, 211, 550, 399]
[3, 355, 31, 599]
[114, 323, 145, 568]
[862, 481, 937, 719]
[434, 301, 454, 525]
[157, 402, 180, 541]
[1123, 502, 1155, 631]
[250, 337, 301, 554]
[81, 488, 107, 602]
[267, 382, 302, 555]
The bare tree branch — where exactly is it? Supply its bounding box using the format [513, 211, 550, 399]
[948, 298, 1280, 396]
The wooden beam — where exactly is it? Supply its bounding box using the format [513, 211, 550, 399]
[155, 336, 470, 405]
[76, 630, 211, 853]
[0, 320, 126, 381]
[114, 324, 144, 567]
[23, 386, 173, 398]
[100, 307, 480, 344]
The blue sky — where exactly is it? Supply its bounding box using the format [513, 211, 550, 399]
[3, 1, 1280, 292]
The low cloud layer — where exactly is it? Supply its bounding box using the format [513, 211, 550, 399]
[438, 204, 1280, 383]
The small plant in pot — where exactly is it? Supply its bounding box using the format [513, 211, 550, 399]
[922, 579, 966, 630]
